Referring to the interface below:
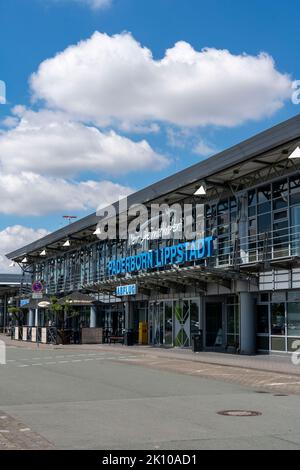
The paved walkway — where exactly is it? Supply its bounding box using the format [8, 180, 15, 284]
[2, 334, 300, 377]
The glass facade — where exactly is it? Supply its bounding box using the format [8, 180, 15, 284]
[256, 291, 300, 352]
[248, 176, 300, 263]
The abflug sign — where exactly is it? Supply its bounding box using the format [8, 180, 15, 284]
[108, 236, 214, 276]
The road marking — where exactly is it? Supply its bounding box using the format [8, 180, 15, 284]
[17, 364, 30, 368]
[0, 430, 10, 433]
[58, 360, 68, 364]
[45, 362, 57, 365]
[7, 359, 15, 362]
[84, 358, 94, 361]
[267, 382, 300, 386]
[31, 363, 43, 366]
[71, 360, 82, 363]
[19, 428, 31, 432]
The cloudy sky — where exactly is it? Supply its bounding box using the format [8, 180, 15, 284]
[0, 0, 299, 270]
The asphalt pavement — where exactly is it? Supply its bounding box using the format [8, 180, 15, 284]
[1, 344, 300, 449]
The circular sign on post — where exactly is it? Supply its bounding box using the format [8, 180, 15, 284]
[32, 281, 43, 293]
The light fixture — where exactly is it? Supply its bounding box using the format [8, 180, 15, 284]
[63, 239, 71, 247]
[194, 184, 207, 196]
[40, 249, 47, 256]
[289, 146, 300, 159]
[21, 257, 28, 263]
[93, 227, 101, 235]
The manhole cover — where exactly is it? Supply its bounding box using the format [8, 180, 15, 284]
[217, 410, 262, 417]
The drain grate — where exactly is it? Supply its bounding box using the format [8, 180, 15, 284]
[217, 410, 262, 417]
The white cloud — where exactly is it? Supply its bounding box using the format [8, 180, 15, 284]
[0, 108, 167, 177]
[0, 225, 49, 272]
[193, 139, 217, 157]
[0, 172, 132, 216]
[47, 0, 112, 10]
[31, 32, 293, 128]
[82, 0, 112, 9]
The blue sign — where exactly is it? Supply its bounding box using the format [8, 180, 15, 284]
[116, 284, 137, 296]
[20, 299, 30, 307]
[108, 236, 214, 277]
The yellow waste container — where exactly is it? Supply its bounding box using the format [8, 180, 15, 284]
[138, 322, 148, 345]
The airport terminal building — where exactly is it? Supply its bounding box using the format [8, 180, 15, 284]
[7, 115, 300, 354]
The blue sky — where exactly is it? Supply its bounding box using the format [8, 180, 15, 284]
[0, 0, 299, 268]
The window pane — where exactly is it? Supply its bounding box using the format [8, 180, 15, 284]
[258, 185, 271, 203]
[248, 190, 257, 207]
[273, 210, 287, 221]
[257, 201, 271, 214]
[256, 336, 269, 351]
[287, 303, 300, 336]
[164, 302, 173, 345]
[257, 305, 269, 333]
[271, 303, 285, 335]
[258, 213, 271, 234]
[271, 337, 285, 351]
[272, 180, 288, 209]
[290, 176, 300, 206]
[190, 301, 200, 336]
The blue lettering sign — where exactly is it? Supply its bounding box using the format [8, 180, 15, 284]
[116, 284, 137, 296]
[108, 236, 215, 277]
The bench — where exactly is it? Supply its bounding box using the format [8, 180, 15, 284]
[109, 335, 124, 344]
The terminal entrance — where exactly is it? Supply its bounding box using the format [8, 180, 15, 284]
[205, 302, 223, 348]
[148, 299, 200, 348]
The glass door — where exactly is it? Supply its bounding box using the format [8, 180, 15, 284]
[174, 299, 200, 348]
[149, 302, 164, 345]
[205, 302, 223, 348]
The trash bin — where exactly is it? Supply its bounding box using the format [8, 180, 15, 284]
[192, 330, 203, 352]
[124, 329, 134, 346]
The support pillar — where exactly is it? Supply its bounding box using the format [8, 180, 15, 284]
[34, 308, 39, 327]
[240, 292, 256, 355]
[125, 301, 134, 330]
[90, 305, 96, 328]
[28, 309, 34, 327]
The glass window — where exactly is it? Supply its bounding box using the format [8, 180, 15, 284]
[164, 302, 173, 346]
[248, 190, 257, 207]
[273, 210, 288, 221]
[258, 213, 271, 234]
[272, 180, 288, 209]
[287, 302, 300, 336]
[257, 305, 269, 334]
[258, 185, 271, 204]
[288, 291, 300, 302]
[190, 301, 200, 337]
[290, 176, 300, 205]
[290, 206, 300, 256]
[271, 303, 285, 335]
[271, 337, 285, 351]
[260, 293, 269, 302]
[257, 336, 269, 351]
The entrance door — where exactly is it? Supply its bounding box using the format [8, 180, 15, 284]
[205, 302, 223, 348]
[149, 303, 164, 345]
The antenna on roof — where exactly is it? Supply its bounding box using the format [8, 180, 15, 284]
[63, 215, 78, 225]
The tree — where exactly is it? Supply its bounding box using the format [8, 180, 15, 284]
[8, 307, 24, 326]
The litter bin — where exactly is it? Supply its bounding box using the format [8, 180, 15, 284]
[124, 329, 134, 346]
[192, 330, 203, 352]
